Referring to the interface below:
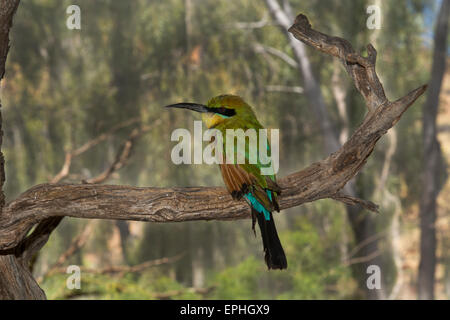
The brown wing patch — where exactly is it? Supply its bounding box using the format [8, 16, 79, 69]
[220, 163, 256, 200]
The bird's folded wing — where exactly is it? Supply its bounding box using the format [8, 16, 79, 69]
[220, 163, 254, 198]
[219, 162, 279, 212]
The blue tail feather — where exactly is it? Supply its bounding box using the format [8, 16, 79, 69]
[266, 190, 272, 201]
[245, 192, 271, 221]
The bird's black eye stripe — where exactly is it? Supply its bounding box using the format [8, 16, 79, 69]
[215, 107, 236, 117]
[203, 106, 236, 117]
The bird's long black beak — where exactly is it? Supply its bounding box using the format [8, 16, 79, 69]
[165, 103, 210, 113]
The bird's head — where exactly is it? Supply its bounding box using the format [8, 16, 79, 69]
[165, 94, 254, 128]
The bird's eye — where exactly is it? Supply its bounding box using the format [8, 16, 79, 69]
[216, 107, 236, 117]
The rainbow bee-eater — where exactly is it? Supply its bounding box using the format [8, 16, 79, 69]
[166, 94, 287, 270]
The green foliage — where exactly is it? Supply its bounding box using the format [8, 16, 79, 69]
[212, 215, 354, 299]
[212, 257, 266, 299]
[42, 272, 202, 300]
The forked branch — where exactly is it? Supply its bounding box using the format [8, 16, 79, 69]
[0, 14, 426, 253]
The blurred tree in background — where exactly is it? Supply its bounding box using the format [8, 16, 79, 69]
[2, 0, 448, 299]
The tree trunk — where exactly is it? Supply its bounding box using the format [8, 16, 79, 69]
[0, 0, 47, 300]
[0, 255, 46, 299]
[418, 0, 449, 300]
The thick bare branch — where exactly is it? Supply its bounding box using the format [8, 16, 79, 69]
[0, 0, 49, 300]
[0, 14, 427, 256]
[16, 217, 63, 268]
[265, 0, 341, 154]
[331, 193, 379, 213]
[287, 14, 389, 111]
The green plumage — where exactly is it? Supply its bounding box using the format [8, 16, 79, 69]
[206, 95, 277, 198]
[166, 94, 287, 269]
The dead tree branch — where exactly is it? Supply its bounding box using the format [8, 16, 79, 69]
[0, 0, 48, 300]
[51, 117, 141, 184]
[253, 43, 299, 68]
[24, 119, 154, 281]
[84, 123, 156, 184]
[43, 253, 184, 279]
[0, 11, 427, 300]
[0, 14, 426, 253]
[233, 13, 270, 29]
[36, 220, 96, 283]
[287, 14, 389, 112]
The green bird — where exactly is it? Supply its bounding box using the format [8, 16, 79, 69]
[166, 94, 287, 270]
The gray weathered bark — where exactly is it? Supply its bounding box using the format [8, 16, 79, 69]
[0, 0, 47, 299]
[265, 0, 388, 298]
